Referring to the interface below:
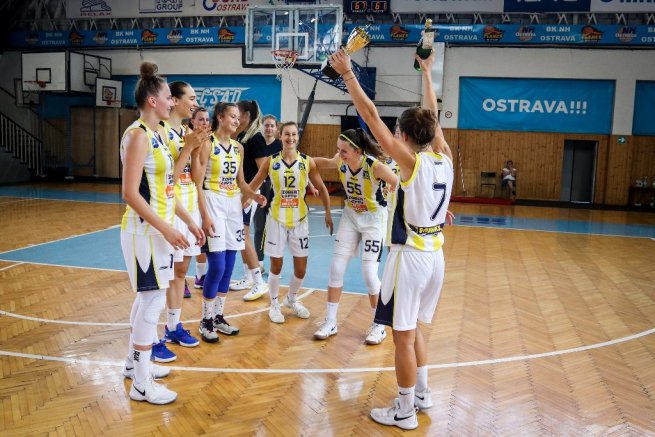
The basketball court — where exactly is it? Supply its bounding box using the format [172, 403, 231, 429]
[1, 0, 655, 435]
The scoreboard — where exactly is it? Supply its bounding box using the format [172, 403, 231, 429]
[345, 0, 389, 14]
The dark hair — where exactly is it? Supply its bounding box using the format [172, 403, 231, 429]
[237, 100, 262, 143]
[188, 107, 208, 129]
[339, 128, 384, 160]
[134, 62, 166, 109]
[262, 114, 278, 124]
[280, 121, 298, 133]
[211, 102, 238, 131]
[398, 107, 436, 148]
[169, 81, 191, 99]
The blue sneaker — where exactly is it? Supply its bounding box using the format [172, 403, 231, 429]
[165, 323, 200, 347]
[150, 339, 176, 363]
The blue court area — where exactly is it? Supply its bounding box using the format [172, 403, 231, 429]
[1, 186, 654, 294]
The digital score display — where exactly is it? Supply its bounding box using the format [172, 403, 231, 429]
[345, 0, 389, 14]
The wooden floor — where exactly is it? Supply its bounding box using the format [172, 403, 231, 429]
[1, 183, 655, 436]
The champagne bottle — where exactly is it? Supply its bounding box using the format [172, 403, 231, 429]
[414, 18, 435, 71]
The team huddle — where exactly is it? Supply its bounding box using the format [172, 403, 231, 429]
[119, 49, 453, 430]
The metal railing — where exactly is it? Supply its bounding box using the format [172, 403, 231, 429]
[0, 112, 43, 175]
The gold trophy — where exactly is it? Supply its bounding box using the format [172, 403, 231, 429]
[321, 26, 372, 80]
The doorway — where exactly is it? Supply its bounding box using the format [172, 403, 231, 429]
[560, 140, 597, 203]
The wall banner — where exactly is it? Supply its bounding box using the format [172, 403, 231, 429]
[590, 0, 655, 13]
[65, 0, 288, 19]
[10, 24, 655, 49]
[390, 0, 504, 13]
[504, 0, 591, 12]
[117, 74, 281, 118]
[458, 77, 615, 134]
[633, 81, 655, 136]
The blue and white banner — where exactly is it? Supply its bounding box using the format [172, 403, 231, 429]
[11, 24, 655, 48]
[633, 81, 655, 136]
[116, 75, 281, 118]
[458, 78, 615, 134]
[390, 0, 504, 13]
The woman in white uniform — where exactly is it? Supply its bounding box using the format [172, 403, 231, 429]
[248, 121, 333, 324]
[120, 62, 204, 405]
[312, 128, 398, 345]
[329, 50, 454, 430]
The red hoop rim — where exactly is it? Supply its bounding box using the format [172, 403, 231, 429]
[25, 80, 47, 88]
[271, 49, 299, 62]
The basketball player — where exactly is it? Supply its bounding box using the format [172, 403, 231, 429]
[188, 107, 211, 289]
[120, 62, 204, 405]
[194, 102, 266, 342]
[248, 121, 333, 323]
[312, 128, 398, 345]
[329, 49, 454, 430]
[157, 81, 211, 356]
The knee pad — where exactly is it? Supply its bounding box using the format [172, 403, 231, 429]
[362, 260, 381, 295]
[140, 289, 166, 324]
[328, 253, 350, 288]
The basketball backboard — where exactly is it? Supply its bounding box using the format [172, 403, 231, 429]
[70, 51, 112, 94]
[21, 52, 67, 92]
[95, 78, 122, 108]
[244, 4, 342, 68]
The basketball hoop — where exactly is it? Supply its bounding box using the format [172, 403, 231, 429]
[271, 49, 298, 81]
[25, 80, 47, 90]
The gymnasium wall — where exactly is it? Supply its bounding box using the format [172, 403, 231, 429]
[1, 46, 654, 202]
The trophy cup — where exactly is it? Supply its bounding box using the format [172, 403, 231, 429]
[321, 26, 372, 80]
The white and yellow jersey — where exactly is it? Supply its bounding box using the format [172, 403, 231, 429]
[160, 121, 198, 213]
[269, 152, 310, 228]
[387, 151, 453, 251]
[338, 155, 385, 214]
[382, 156, 400, 205]
[202, 134, 241, 198]
[120, 119, 175, 235]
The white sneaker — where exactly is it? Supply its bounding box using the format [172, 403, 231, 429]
[313, 319, 338, 340]
[243, 282, 269, 301]
[230, 278, 253, 291]
[394, 387, 434, 410]
[283, 295, 310, 319]
[370, 399, 418, 430]
[199, 318, 219, 343]
[123, 360, 170, 380]
[365, 322, 387, 345]
[129, 377, 177, 405]
[414, 387, 433, 410]
[269, 302, 285, 324]
[214, 314, 240, 335]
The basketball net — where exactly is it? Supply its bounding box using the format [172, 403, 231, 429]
[271, 49, 298, 82]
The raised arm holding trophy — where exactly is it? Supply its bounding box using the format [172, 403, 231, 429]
[321, 26, 372, 80]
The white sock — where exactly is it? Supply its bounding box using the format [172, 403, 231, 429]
[195, 262, 207, 278]
[371, 306, 377, 319]
[326, 302, 339, 323]
[166, 308, 181, 331]
[416, 366, 428, 393]
[202, 298, 214, 320]
[133, 349, 152, 384]
[214, 295, 226, 316]
[398, 386, 415, 415]
[287, 276, 303, 301]
[250, 267, 264, 285]
[244, 267, 253, 282]
[268, 272, 280, 301]
[126, 332, 134, 364]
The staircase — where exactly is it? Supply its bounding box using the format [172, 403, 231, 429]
[0, 112, 43, 177]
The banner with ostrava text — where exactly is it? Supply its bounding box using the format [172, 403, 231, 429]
[458, 78, 615, 134]
[117, 74, 281, 118]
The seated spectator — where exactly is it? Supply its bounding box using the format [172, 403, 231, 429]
[502, 160, 517, 200]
